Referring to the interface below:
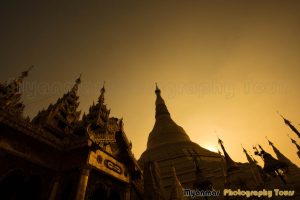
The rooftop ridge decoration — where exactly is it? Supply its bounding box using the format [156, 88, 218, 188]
[32, 74, 82, 136]
[0, 66, 33, 116]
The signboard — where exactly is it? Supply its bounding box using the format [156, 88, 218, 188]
[88, 149, 130, 183]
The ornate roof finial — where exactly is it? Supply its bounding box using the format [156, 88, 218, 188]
[154, 83, 170, 118]
[102, 81, 105, 91]
[266, 136, 273, 146]
[277, 111, 300, 138]
[218, 137, 239, 172]
[76, 73, 81, 84]
[71, 74, 82, 92]
[98, 81, 106, 104]
[155, 82, 161, 95]
[241, 144, 246, 153]
[258, 144, 265, 152]
[288, 134, 299, 147]
[0, 66, 33, 116]
[15, 65, 33, 84]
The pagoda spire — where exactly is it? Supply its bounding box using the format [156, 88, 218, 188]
[98, 82, 105, 104]
[288, 135, 300, 151]
[0, 66, 33, 116]
[143, 161, 166, 200]
[218, 137, 239, 172]
[217, 147, 227, 179]
[278, 112, 300, 138]
[266, 137, 294, 164]
[169, 166, 187, 200]
[288, 135, 300, 159]
[254, 144, 288, 184]
[218, 138, 253, 189]
[155, 83, 170, 119]
[71, 74, 81, 92]
[242, 145, 255, 164]
[146, 84, 190, 149]
[82, 82, 111, 137]
[82, 82, 109, 126]
[242, 145, 264, 186]
[32, 74, 81, 135]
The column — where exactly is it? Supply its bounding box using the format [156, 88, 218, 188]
[49, 177, 60, 200]
[75, 167, 90, 200]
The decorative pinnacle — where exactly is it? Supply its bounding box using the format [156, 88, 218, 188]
[15, 65, 33, 83]
[216, 146, 222, 155]
[101, 81, 105, 92]
[265, 136, 273, 146]
[258, 144, 265, 152]
[98, 81, 106, 103]
[21, 65, 34, 78]
[241, 144, 246, 153]
[277, 111, 291, 124]
[288, 134, 296, 143]
[76, 74, 82, 84]
[155, 82, 161, 94]
[71, 74, 82, 92]
[217, 137, 223, 145]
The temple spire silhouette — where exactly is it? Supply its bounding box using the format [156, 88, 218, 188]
[218, 137, 239, 172]
[32, 74, 82, 135]
[278, 112, 300, 138]
[242, 145, 264, 186]
[155, 83, 170, 118]
[0, 66, 33, 116]
[169, 166, 186, 200]
[288, 135, 300, 159]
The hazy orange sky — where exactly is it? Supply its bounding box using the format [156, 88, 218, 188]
[1, 0, 300, 166]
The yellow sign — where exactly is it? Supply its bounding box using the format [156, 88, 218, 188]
[88, 150, 130, 183]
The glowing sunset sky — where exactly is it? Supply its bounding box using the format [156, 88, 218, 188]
[1, 0, 300, 166]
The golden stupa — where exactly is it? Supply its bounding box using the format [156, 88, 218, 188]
[139, 85, 224, 196]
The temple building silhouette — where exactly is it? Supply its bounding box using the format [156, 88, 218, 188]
[1, 69, 300, 200]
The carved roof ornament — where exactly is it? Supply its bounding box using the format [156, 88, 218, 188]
[277, 111, 300, 138]
[83, 83, 120, 150]
[98, 81, 105, 104]
[32, 74, 82, 135]
[0, 66, 33, 116]
[254, 144, 288, 184]
[288, 134, 300, 152]
[84, 82, 110, 128]
[218, 137, 239, 172]
[154, 83, 170, 118]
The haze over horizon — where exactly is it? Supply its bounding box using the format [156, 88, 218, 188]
[1, 0, 300, 166]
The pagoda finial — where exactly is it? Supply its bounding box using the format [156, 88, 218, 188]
[258, 144, 265, 152]
[218, 137, 239, 172]
[17, 65, 33, 83]
[76, 73, 81, 84]
[98, 81, 106, 104]
[0, 66, 33, 116]
[71, 74, 82, 92]
[277, 111, 300, 138]
[154, 83, 170, 118]
[242, 144, 256, 164]
[266, 136, 273, 146]
[241, 144, 247, 153]
[155, 82, 161, 95]
[288, 134, 297, 145]
[287, 135, 300, 158]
